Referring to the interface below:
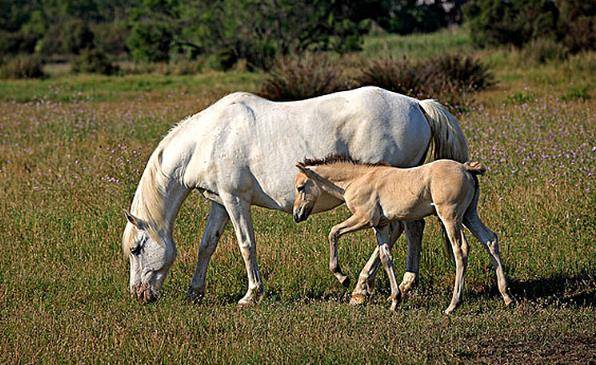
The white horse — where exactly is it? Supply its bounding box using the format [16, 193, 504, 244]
[122, 86, 468, 305]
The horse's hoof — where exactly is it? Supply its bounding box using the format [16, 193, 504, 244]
[186, 289, 204, 304]
[350, 293, 367, 306]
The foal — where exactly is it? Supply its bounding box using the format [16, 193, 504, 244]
[293, 156, 513, 314]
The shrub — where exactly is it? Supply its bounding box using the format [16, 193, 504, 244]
[464, 0, 559, 48]
[71, 49, 119, 75]
[354, 54, 493, 109]
[355, 56, 425, 96]
[259, 53, 350, 101]
[557, 0, 595, 53]
[521, 38, 569, 64]
[0, 55, 45, 79]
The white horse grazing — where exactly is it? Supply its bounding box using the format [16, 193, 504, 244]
[122, 86, 468, 305]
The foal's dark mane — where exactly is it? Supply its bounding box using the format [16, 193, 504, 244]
[300, 154, 390, 167]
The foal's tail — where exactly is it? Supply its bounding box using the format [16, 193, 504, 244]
[419, 99, 469, 163]
[464, 161, 486, 175]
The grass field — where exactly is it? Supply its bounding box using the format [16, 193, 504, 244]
[1, 30, 594, 363]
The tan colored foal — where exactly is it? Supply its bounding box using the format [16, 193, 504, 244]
[293, 157, 513, 314]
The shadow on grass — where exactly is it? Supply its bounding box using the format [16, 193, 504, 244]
[509, 271, 595, 307]
[467, 270, 595, 308]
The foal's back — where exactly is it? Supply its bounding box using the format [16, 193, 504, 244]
[345, 160, 478, 222]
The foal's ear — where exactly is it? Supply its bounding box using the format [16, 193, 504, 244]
[295, 163, 309, 174]
[123, 210, 147, 230]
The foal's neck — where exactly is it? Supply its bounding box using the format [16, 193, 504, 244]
[311, 163, 373, 199]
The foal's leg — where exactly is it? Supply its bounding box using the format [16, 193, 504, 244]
[374, 226, 401, 311]
[220, 193, 263, 305]
[464, 210, 513, 306]
[187, 202, 229, 302]
[439, 210, 468, 315]
[328, 214, 369, 287]
[351, 221, 403, 305]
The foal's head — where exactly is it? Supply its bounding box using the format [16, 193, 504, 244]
[293, 163, 322, 223]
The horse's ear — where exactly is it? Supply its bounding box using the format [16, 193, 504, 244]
[123, 210, 147, 230]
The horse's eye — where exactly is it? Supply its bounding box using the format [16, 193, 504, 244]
[297, 185, 305, 192]
[130, 244, 142, 256]
[130, 236, 147, 256]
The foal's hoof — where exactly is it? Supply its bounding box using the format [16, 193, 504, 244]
[504, 295, 514, 307]
[349, 293, 367, 306]
[340, 276, 351, 288]
[389, 301, 398, 312]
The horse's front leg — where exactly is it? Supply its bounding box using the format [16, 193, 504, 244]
[187, 201, 229, 303]
[350, 221, 403, 305]
[220, 193, 263, 305]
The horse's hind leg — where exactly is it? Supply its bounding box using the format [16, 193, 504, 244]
[328, 214, 369, 287]
[187, 201, 229, 302]
[399, 220, 425, 296]
[464, 208, 513, 306]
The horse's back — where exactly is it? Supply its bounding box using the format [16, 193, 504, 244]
[180, 87, 432, 211]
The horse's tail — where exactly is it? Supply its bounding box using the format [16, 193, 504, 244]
[419, 99, 469, 163]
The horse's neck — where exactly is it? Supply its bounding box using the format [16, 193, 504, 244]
[131, 158, 190, 237]
[312, 164, 370, 199]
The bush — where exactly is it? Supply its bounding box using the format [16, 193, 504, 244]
[521, 38, 569, 64]
[355, 57, 424, 96]
[557, 0, 595, 53]
[259, 53, 350, 101]
[71, 49, 119, 75]
[0, 55, 45, 79]
[464, 0, 559, 48]
[354, 54, 493, 108]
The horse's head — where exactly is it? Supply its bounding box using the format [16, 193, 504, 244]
[293, 163, 322, 223]
[122, 211, 176, 303]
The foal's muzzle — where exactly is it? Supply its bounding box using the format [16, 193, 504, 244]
[293, 206, 311, 223]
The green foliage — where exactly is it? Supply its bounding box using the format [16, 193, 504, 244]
[259, 53, 349, 101]
[127, 21, 173, 63]
[561, 85, 590, 102]
[126, 0, 368, 69]
[71, 48, 119, 75]
[557, 0, 595, 53]
[0, 54, 45, 79]
[464, 0, 559, 48]
[507, 91, 534, 104]
[521, 38, 569, 64]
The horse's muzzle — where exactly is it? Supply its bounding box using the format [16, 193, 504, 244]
[130, 283, 158, 304]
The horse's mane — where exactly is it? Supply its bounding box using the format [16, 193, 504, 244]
[301, 154, 390, 167]
[122, 114, 196, 254]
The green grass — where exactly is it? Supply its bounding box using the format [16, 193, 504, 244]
[362, 27, 473, 59]
[0, 31, 594, 363]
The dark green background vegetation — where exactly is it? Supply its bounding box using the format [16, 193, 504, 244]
[2, 0, 591, 77]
